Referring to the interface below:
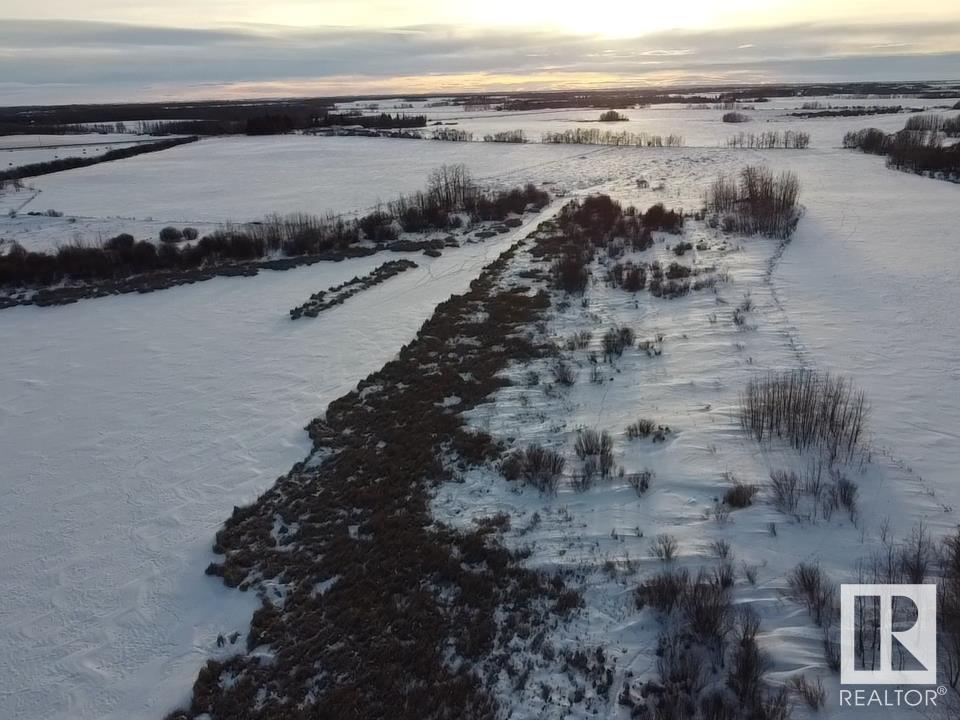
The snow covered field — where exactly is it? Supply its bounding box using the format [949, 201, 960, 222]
[17, 136, 588, 223]
[1, 93, 959, 718]
[768, 149, 960, 507]
[0, 133, 153, 172]
[0, 210, 549, 720]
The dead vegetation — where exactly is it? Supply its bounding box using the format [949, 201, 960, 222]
[739, 369, 868, 462]
[171, 241, 580, 720]
[705, 165, 801, 239]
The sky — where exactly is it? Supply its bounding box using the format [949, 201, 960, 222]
[1, 0, 959, 105]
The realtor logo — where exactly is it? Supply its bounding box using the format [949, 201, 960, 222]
[840, 584, 937, 685]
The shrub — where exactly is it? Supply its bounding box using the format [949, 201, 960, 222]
[501, 445, 565, 493]
[787, 675, 826, 710]
[635, 568, 690, 611]
[159, 226, 184, 243]
[551, 248, 591, 294]
[626, 470, 653, 496]
[599, 110, 628, 122]
[574, 429, 614, 476]
[682, 569, 733, 647]
[626, 418, 656, 439]
[724, 482, 759, 509]
[602, 326, 635, 360]
[727, 609, 768, 704]
[786, 562, 835, 627]
[740, 369, 868, 461]
[182, 227, 199, 241]
[769, 470, 800, 513]
[651, 533, 679, 561]
[642, 203, 683, 233]
[565, 330, 592, 350]
[722, 112, 751, 123]
[551, 360, 577, 386]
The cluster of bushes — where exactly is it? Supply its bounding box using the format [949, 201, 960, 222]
[316, 112, 427, 129]
[607, 261, 646, 291]
[431, 128, 474, 142]
[844, 118, 960, 179]
[601, 326, 635, 361]
[631, 567, 794, 719]
[721, 112, 751, 123]
[705, 165, 801, 238]
[574, 428, 615, 479]
[546, 196, 685, 295]
[726, 131, 810, 149]
[382, 165, 548, 233]
[0, 136, 198, 181]
[501, 444, 566, 493]
[542, 129, 683, 147]
[739, 369, 868, 462]
[598, 110, 628, 122]
[159, 226, 199, 243]
[482, 130, 527, 143]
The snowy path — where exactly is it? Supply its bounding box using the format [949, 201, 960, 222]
[0, 208, 552, 720]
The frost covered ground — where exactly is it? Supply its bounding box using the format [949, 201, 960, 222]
[0, 95, 959, 718]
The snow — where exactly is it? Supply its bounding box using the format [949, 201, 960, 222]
[0, 209, 549, 720]
[19, 136, 589, 223]
[768, 148, 960, 511]
[432, 176, 948, 717]
[1, 96, 959, 718]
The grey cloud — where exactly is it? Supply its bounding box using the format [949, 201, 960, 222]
[1, 19, 959, 104]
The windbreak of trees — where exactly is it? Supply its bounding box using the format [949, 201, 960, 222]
[136, 120, 243, 135]
[0, 136, 199, 181]
[541, 129, 683, 147]
[844, 119, 960, 180]
[316, 113, 427, 129]
[482, 130, 527, 143]
[0, 165, 551, 289]
[726, 131, 810, 149]
[788, 105, 902, 118]
[705, 165, 801, 238]
[431, 128, 473, 141]
[0, 216, 360, 288]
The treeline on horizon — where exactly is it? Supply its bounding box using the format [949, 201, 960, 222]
[0, 165, 549, 289]
[3, 81, 956, 135]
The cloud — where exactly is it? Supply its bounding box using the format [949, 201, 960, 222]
[2, 19, 959, 104]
